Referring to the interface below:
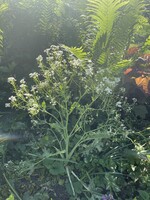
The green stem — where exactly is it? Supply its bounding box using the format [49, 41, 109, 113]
[3, 173, 22, 200]
[71, 170, 90, 192]
[66, 166, 75, 196]
[44, 110, 61, 124]
[64, 100, 69, 159]
[69, 96, 98, 138]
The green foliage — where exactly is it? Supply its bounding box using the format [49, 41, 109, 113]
[109, 0, 141, 64]
[0, 29, 3, 49]
[81, 0, 146, 67]
[0, 2, 8, 13]
[6, 194, 14, 200]
[62, 45, 87, 60]
[87, 0, 128, 63]
[111, 59, 133, 71]
[141, 35, 150, 53]
[0, 0, 150, 199]
[112, 34, 150, 72]
[0, 2, 8, 53]
[35, 0, 64, 35]
[138, 190, 150, 200]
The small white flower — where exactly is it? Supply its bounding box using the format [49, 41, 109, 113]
[114, 77, 120, 83]
[116, 101, 122, 108]
[20, 83, 27, 89]
[70, 59, 82, 67]
[8, 77, 16, 83]
[57, 50, 63, 55]
[5, 103, 10, 107]
[85, 66, 93, 76]
[104, 87, 112, 94]
[20, 79, 26, 84]
[24, 93, 32, 98]
[9, 96, 17, 102]
[46, 56, 54, 62]
[29, 72, 39, 79]
[44, 48, 51, 55]
[132, 98, 137, 103]
[36, 55, 43, 62]
[54, 60, 61, 66]
[62, 59, 67, 64]
[51, 45, 59, 51]
[120, 87, 125, 93]
[31, 86, 37, 92]
[28, 107, 39, 116]
[31, 120, 38, 126]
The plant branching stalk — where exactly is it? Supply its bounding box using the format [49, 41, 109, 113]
[64, 97, 69, 159]
[66, 166, 75, 196]
[71, 170, 90, 192]
[44, 110, 61, 124]
[69, 97, 97, 138]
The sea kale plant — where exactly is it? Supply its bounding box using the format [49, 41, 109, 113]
[7, 44, 134, 199]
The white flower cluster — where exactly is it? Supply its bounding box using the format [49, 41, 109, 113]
[8, 77, 16, 83]
[104, 87, 113, 94]
[9, 95, 17, 103]
[44, 46, 63, 61]
[85, 60, 94, 76]
[44, 48, 51, 55]
[31, 85, 37, 92]
[116, 101, 122, 108]
[95, 69, 121, 95]
[68, 56, 83, 69]
[36, 55, 43, 62]
[20, 79, 26, 84]
[5, 103, 10, 107]
[24, 93, 33, 99]
[29, 72, 39, 79]
[27, 99, 40, 116]
[18, 79, 27, 90]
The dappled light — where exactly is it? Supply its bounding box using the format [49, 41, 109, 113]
[0, 0, 149, 200]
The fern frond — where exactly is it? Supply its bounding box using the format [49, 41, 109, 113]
[0, 3, 8, 14]
[97, 51, 107, 65]
[141, 35, 150, 53]
[38, 0, 54, 34]
[0, 29, 3, 49]
[36, 0, 64, 36]
[54, 0, 63, 16]
[88, 1, 128, 45]
[85, 0, 128, 64]
[110, 0, 145, 63]
[0, 3, 8, 52]
[18, 0, 35, 9]
[62, 45, 87, 60]
[111, 59, 133, 72]
[84, 0, 145, 67]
